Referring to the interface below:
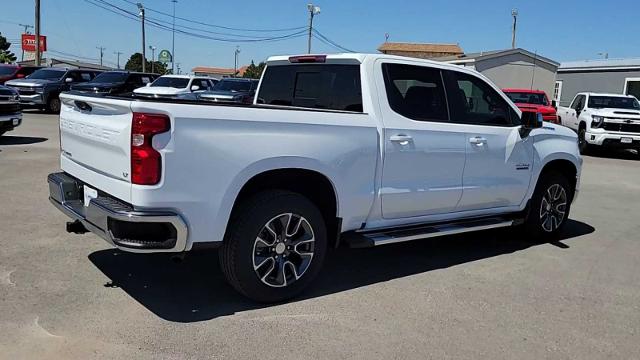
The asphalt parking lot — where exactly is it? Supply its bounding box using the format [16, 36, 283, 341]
[1, 112, 640, 359]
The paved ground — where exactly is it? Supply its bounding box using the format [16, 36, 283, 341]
[1, 112, 639, 359]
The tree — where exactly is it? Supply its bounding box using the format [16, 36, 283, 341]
[0, 32, 17, 64]
[243, 60, 266, 79]
[124, 52, 168, 74]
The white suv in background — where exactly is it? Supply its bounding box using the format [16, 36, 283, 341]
[133, 75, 217, 98]
[558, 92, 640, 154]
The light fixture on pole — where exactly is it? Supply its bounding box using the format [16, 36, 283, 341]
[307, 3, 321, 54]
[149, 45, 157, 73]
[598, 52, 609, 59]
[137, 2, 146, 72]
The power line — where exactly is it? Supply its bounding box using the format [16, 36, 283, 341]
[312, 29, 356, 53]
[118, 0, 306, 33]
[83, 0, 308, 43]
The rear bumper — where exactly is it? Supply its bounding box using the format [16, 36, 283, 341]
[586, 131, 640, 148]
[48, 172, 188, 253]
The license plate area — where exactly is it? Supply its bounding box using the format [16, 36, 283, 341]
[621, 137, 633, 144]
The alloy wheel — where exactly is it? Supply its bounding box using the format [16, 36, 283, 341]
[252, 213, 315, 288]
[539, 183, 567, 232]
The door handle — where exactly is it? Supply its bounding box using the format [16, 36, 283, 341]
[469, 136, 487, 146]
[390, 134, 413, 145]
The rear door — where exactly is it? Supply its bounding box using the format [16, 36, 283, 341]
[377, 60, 466, 219]
[443, 70, 533, 211]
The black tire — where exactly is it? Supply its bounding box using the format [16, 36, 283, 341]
[219, 190, 328, 303]
[46, 96, 61, 113]
[0, 131, 5, 137]
[523, 172, 573, 242]
[578, 127, 591, 155]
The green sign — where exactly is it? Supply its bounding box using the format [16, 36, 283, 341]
[158, 50, 172, 64]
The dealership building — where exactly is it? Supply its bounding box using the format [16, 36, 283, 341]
[555, 59, 640, 106]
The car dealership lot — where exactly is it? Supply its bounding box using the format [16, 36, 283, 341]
[1, 112, 640, 359]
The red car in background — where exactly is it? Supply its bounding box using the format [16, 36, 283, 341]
[503, 88, 559, 124]
[0, 65, 43, 85]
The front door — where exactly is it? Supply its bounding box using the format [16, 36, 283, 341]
[377, 61, 467, 219]
[443, 70, 534, 211]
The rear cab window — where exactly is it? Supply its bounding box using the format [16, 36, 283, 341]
[257, 64, 363, 112]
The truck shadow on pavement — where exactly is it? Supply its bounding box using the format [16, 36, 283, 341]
[88, 219, 594, 323]
[0, 135, 48, 145]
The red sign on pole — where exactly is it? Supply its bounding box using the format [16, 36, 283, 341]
[21, 34, 47, 52]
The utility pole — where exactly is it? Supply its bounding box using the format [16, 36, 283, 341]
[96, 46, 105, 66]
[18, 24, 34, 61]
[114, 51, 123, 69]
[149, 46, 156, 73]
[307, 3, 321, 54]
[137, 3, 146, 72]
[35, 0, 41, 66]
[171, 0, 177, 73]
[511, 9, 518, 49]
[234, 46, 240, 77]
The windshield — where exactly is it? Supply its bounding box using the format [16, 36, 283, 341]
[150, 77, 189, 88]
[90, 72, 128, 83]
[27, 69, 66, 80]
[213, 80, 252, 92]
[504, 92, 548, 106]
[0, 67, 17, 76]
[588, 96, 640, 110]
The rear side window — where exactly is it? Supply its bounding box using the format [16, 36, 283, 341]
[382, 63, 449, 122]
[258, 64, 363, 112]
[444, 70, 516, 126]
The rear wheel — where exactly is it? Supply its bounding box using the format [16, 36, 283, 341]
[46, 96, 61, 113]
[219, 190, 327, 303]
[523, 172, 573, 241]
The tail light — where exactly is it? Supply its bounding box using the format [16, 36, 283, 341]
[131, 112, 170, 185]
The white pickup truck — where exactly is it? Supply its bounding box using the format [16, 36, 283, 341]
[49, 53, 582, 302]
[557, 92, 640, 154]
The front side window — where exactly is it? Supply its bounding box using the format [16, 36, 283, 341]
[382, 63, 448, 122]
[445, 70, 514, 126]
[258, 64, 362, 112]
[92, 72, 128, 83]
[570, 95, 585, 110]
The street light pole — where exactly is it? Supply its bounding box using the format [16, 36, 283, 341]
[35, 0, 41, 66]
[96, 46, 105, 67]
[171, 0, 177, 74]
[149, 46, 156, 73]
[511, 9, 518, 49]
[306, 3, 321, 54]
[137, 3, 146, 72]
[234, 46, 240, 77]
[114, 51, 123, 69]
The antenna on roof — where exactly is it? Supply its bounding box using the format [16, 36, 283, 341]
[384, 33, 390, 42]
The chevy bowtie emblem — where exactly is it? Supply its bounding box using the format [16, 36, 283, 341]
[625, 119, 633, 124]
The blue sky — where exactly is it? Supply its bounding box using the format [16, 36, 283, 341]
[1, 0, 638, 72]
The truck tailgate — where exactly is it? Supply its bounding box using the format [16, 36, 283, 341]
[59, 93, 133, 202]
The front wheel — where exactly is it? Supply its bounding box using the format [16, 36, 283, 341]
[578, 128, 591, 155]
[46, 96, 61, 113]
[523, 172, 573, 241]
[219, 190, 327, 303]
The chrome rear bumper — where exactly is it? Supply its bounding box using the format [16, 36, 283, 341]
[48, 172, 188, 253]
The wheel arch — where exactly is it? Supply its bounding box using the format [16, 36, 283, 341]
[222, 161, 342, 246]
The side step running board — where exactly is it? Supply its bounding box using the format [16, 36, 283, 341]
[343, 217, 518, 248]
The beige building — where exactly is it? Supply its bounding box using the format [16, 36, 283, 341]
[377, 42, 463, 59]
[192, 65, 248, 78]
